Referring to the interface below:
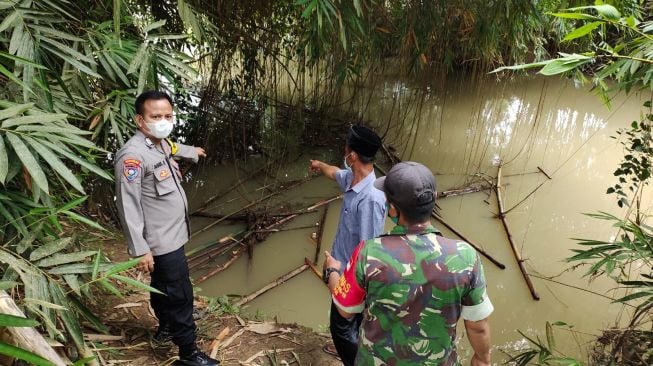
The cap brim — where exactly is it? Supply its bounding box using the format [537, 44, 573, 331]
[373, 176, 386, 192]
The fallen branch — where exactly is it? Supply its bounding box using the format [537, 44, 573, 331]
[193, 194, 342, 282]
[436, 183, 493, 199]
[193, 177, 316, 236]
[234, 264, 309, 306]
[495, 164, 540, 300]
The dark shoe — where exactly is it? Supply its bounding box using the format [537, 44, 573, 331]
[152, 325, 173, 346]
[176, 349, 220, 366]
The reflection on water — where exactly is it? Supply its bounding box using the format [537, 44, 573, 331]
[183, 75, 648, 362]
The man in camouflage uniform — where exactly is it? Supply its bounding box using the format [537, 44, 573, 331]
[323, 162, 493, 365]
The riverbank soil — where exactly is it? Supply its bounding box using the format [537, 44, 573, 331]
[83, 233, 341, 366]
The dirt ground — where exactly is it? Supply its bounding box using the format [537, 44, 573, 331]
[83, 234, 341, 366]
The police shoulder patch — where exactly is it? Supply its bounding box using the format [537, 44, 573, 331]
[123, 158, 141, 182]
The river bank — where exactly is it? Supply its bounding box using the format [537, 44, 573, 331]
[82, 232, 340, 366]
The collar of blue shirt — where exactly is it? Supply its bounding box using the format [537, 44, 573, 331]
[348, 170, 377, 193]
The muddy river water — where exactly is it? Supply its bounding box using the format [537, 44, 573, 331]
[182, 75, 650, 362]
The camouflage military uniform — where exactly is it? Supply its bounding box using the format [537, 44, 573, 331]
[333, 224, 494, 366]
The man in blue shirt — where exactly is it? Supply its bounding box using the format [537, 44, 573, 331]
[310, 125, 386, 366]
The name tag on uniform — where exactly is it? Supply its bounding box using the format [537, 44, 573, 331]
[153, 160, 165, 169]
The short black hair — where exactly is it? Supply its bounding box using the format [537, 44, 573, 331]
[135, 90, 173, 116]
[389, 197, 434, 224]
[357, 154, 374, 164]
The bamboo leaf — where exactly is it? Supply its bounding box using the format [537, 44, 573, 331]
[0, 62, 34, 94]
[91, 250, 101, 281]
[67, 294, 108, 333]
[41, 46, 102, 78]
[0, 102, 34, 121]
[563, 21, 603, 41]
[23, 298, 67, 310]
[0, 136, 7, 184]
[48, 263, 111, 275]
[98, 278, 123, 298]
[0, 9, 18, 32]
[49, 283, 85, 352]
[28, 25, 84, 42]
[63, 274, 81, 296]
[0, 341, 55, 366]
[37, 36, 95, 64]
[5, 133, 49, 194]
[567, 5, 621, 20]
[35, 251, 96, 267]
[23, 136, 85, 193]
[0, 51, 48, 69]
[30, 237, 73, 261]
[547, 12, 600, 21]
[137, 52, 150, 94]
[104, 257, 140, 277]
[61, 210, 106, 231]
[127, 43, 148, 74]
[539, 58, 590, 76]
[0, 314, 39, 327]
[39, 140, 112, 180]
[2, 113, 68, 128]
[0, 281, 19, 291]
[144, 19, 166, 34]
[110, 274, 164, 294]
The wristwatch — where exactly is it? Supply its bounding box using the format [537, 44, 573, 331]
[323, 267, 339, 284]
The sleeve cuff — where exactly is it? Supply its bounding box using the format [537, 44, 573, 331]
[332, 295, 364, 314]
[461, 292, 494, 321]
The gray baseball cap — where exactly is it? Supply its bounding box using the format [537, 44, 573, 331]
[374, 161, 436, 210]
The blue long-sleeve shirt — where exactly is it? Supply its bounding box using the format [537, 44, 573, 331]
[331, 169, 387, 267]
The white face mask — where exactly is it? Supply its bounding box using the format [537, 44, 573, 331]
[144, 119, 174, 139]
[343, 152, 353, 171]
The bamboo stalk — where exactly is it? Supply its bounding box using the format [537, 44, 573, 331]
[187, 230, 246, 258]
[191, 212, 248, 220]
[495, 164, 540, 300]
[430, 213, 506, 269]
[313, 205, 329, 264]
[537, 166, 552, 180]
[234, 264, 309, 306]
[436, 183, 493, 199]
[193, 178, 314, 236]
[304, 257, 323, 282]
[190, 164, 270, 215]
[193, 194, 342, 282]
[189, 239, 243, 271]
[379, 144, 505, 269]
[196, 247, 246, 283]
[0, 291, 68, 366]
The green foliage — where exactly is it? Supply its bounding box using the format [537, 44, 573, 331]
[492, 2, 653, 104]
[507, 322, 582, 366]
[608, 102, 652, 208]
[204, 294, 241, 316]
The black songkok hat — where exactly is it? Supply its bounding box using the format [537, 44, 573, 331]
[346, 125, 382, 158]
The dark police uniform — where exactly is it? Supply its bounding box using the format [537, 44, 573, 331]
[114, 129, 199, 348]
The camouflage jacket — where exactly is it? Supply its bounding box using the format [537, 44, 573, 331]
[332, 224, 493, 366]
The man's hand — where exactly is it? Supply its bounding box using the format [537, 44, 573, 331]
[470, 354, 490, 366]
[195, 147, 206, 158]
[138, 252, 154, 273]
[323, 251, 342, 272]
[309, 159, 323, 173]
[309, 160, 338, 180]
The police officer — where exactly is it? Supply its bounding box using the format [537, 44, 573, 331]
[115, 90, 219, 366]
